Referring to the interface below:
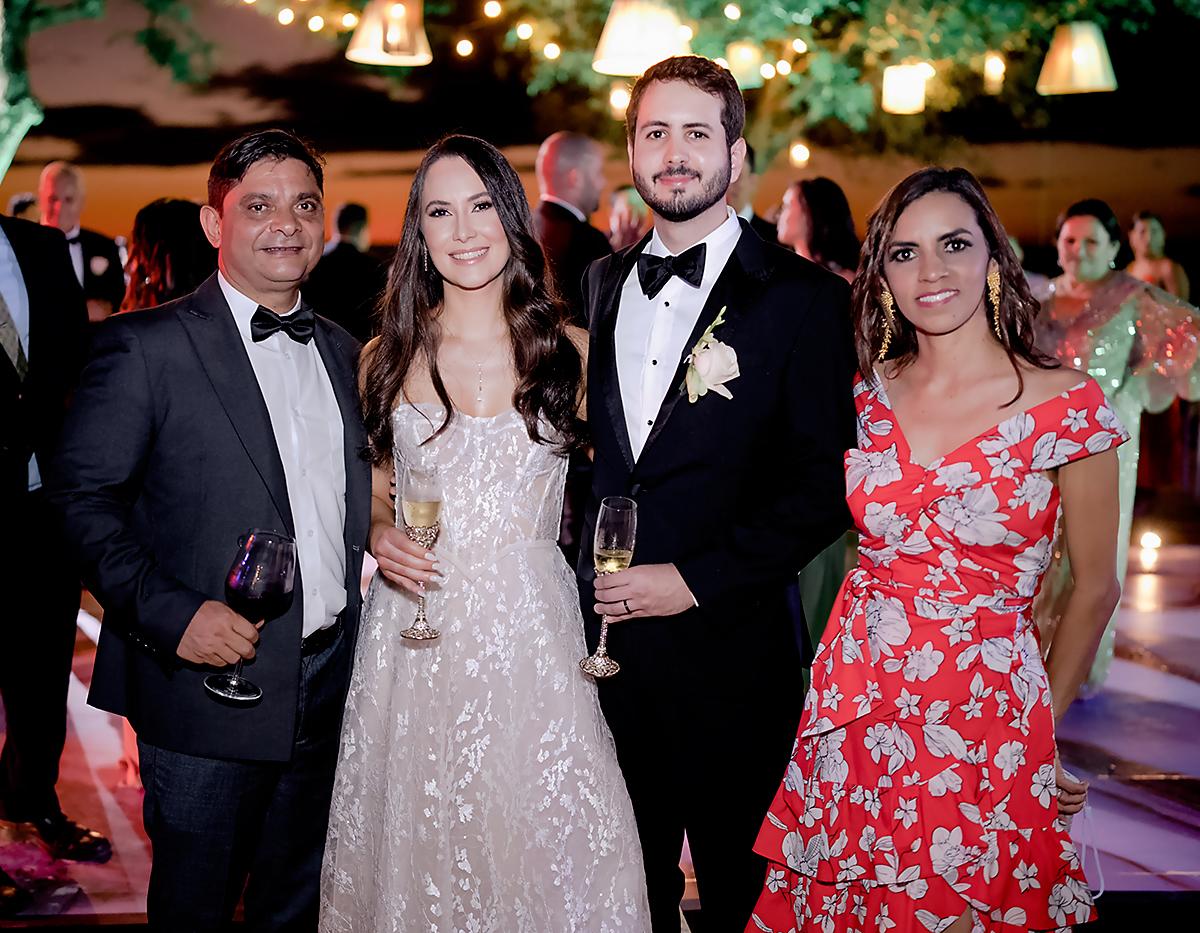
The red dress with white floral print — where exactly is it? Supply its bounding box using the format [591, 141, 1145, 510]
[747, 377, 1128, 933]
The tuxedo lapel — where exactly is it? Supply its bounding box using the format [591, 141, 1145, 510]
[313, 318, 370, 580]
[590, 240, 646, 474]
[176, 276, 295, 535]
[638, 221, 767, 461]
[6, 220, 50, 368]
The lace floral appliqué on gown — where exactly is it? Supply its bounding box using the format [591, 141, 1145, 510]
[320, 405, 650, 932]
[748, 377, 1128, 933]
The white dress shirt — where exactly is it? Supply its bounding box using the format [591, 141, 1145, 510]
[63, 225, 84, 287]
[219, 274, 347, 637]
[615, 206, 743, 458]
[0, 226, 38, 490]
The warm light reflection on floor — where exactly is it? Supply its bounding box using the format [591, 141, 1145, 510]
[1129, 572, 1164, 613]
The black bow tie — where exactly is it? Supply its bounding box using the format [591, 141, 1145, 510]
[251, 304, 315, 344]
[636, 243, 706, 300]
[65, 235, 80, 246]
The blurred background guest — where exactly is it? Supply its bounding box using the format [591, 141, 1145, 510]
[1128, 210, 1190, 301]
[37, 162, 125, 323]
[1035, 197, 1200, 693]
[121, 198, 217, 313]
[607, 183, 650, 252]
[776, 176, 861, 654]
[303, 201, 386, 342]
[776, 176, 859, 282]
[532, 131, 611, 328]
[726, 144, 776, 244]
[5, 193, 37, 222]
[1, 212, 106, 914]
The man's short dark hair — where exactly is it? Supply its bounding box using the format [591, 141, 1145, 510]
[335, 202, 369, 236]
[207, 129, 325, 211]
[626, 56, 745, 149]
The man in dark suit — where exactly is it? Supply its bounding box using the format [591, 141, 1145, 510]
[533, 132, 613, 568]
[0, 214, 97, 915]
[578, 57, 856, 931]
[38, 162, 125, 321]
[533, 131, 612, 327]
[727, 143, 777, 245]
[48, 130, 372, 931]
[303, 202, 386, 343]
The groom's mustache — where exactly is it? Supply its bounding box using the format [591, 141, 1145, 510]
[653, 168, 701, 183]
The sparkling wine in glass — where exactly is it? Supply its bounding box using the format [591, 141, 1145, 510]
[399, 460, 443, 640]
[580, 496, 636, 679]
[204, 529, 296, 703]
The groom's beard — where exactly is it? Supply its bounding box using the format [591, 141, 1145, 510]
[633, 159, 731, 224]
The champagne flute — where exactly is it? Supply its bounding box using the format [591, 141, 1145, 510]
[399, 460, 443, 640]
[205, 529, 296, 703]
[580, 496, 637, 679]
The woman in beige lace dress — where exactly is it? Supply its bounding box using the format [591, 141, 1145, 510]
[319, 136, 650, 931]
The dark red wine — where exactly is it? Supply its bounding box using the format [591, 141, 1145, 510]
[225, 587, 293, 623]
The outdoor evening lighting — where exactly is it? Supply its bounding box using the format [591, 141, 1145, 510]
[984, 51, 1006, 94]
[593, 0, 691, 76]
[788, 140, 811, 168]
[342, 12, 359, 29]
[484, 1, 502, 17]
[543, 42, 561, 59]
[725, 40, 764, 89]
[516, 22, 534, 40]
[1036, 22, 1117, 94]
[346, 0, 433, 67]
[456, 38, 474, 57]
[881, 63, 929, 114]
[277, 7, 294, 25]
[609, 82, 631, 119]
[308, 16, 324, 32]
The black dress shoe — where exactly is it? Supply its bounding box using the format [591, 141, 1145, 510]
[0, 867, 31, 917]
[30, 813, 113, 863]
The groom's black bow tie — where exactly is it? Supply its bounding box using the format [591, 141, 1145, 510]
[251, 304, 315, 344]
[636, 243, 706, 300]
[64, 235, 81, 246]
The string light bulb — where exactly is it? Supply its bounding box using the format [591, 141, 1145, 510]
[723, 3, 741, 20]
[791, 38, 808, 54]
[277, 8, 295, 25]
[789, 140, 811, 168]
[983, 51, 1006, 94]
[609, 83, 631, 119]
[484, 1, 502, 17]
[776, 59, 792, 76]
[342, 12, 359, 28]
[308, 15, 324, 32]
[456, 38, 474, 57]
[759, 62, 776, 80]
[543, 42, 561, 60]
[516, 22, 533, 40]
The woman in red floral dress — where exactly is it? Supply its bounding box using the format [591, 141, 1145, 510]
[748, 169, 1126, 933]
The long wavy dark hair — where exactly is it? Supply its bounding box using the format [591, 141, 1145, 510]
[121, 198, 217, 311]
[852, 167, 1056, 401]
[787, 177, 860, 274]
[362, 134, 584, 465]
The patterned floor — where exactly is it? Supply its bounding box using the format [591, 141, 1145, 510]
[2, 545, 1198, 923]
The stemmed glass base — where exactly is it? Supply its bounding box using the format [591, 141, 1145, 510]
[401, 522, 441, 641]
[580, 619, 620, 679]
[204, 666, 263, 703]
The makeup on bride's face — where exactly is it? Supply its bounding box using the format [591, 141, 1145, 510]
[884, 191, 990, 338]
[419, 156, 511, 292]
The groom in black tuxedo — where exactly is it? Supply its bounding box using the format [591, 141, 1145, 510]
[48, 130, 371, 931]
[578, 56, 856, 931]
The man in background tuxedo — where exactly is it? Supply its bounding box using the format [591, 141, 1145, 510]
[303, 202, 386, 343]
[48, 130, 371, 931]
[0, 214, 100, 915]
[38, 162, 125, 322]
[533, 131, 611, 327]
[727, 143, 777, 245]
[579, 56, 856, 931]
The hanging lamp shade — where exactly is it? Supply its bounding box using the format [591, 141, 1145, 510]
[346, 0, 433, 67]
[881, 64, 928, 115]
[593, 0, 691, 76]
[725, 41, 764, 89]
[1036, 22, 1116, 95]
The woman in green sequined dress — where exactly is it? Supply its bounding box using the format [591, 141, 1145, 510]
[1035, 199, 1200, 691]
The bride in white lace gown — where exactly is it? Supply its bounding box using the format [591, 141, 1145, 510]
[319, 136, 649, 932]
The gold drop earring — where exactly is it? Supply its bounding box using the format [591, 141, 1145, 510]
[877, 288, 895, 362]
[987, 260, 1002, 340]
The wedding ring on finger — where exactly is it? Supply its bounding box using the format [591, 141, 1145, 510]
[623, 598, 631, 615]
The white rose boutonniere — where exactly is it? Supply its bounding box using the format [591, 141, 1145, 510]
[683, 306, 739, 403]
